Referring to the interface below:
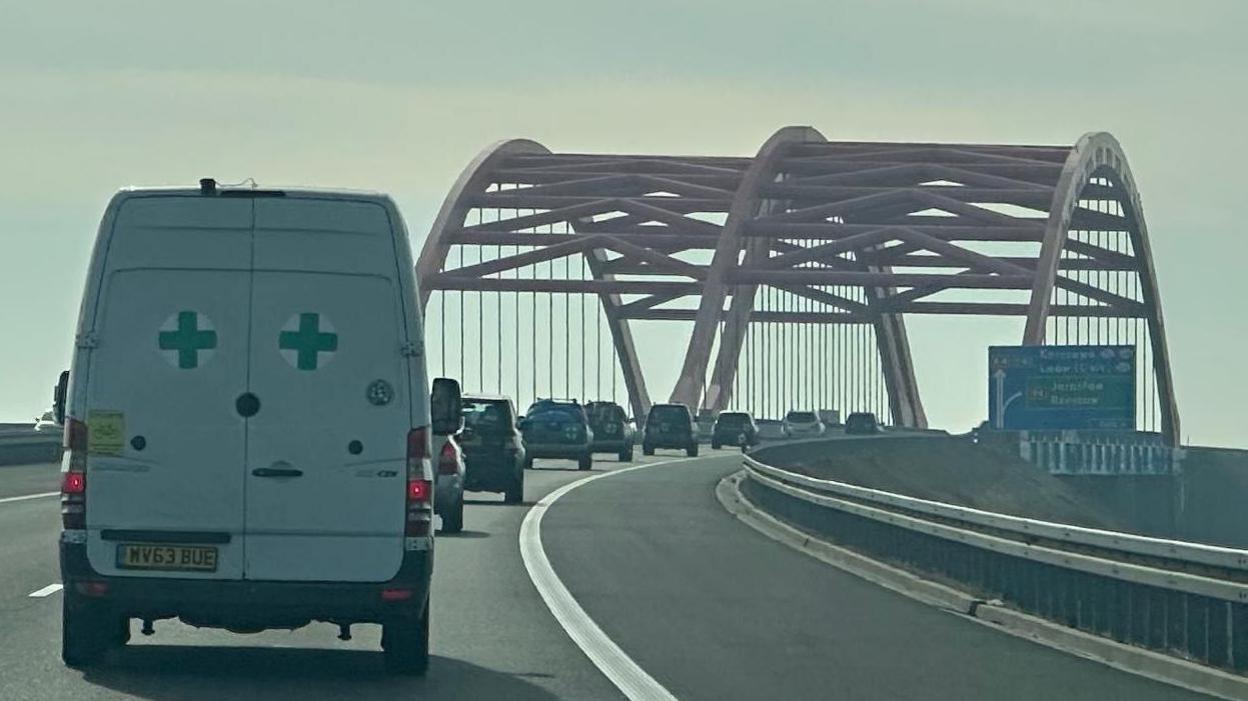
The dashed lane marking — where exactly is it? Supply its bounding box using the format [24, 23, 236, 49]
[0, 491, 59, 505]
[28, 583, 63, 598]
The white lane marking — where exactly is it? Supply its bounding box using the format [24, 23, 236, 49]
[28, 583, 63, 598]
[0, 491, 59, 505]
[520, 457, 706, 701]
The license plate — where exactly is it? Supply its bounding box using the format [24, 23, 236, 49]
[116, 543, 218, 572]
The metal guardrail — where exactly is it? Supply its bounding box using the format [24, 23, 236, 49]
[0, 430, 61, 466]
[742, 449, 1248, 673]
[747, 458, 1248, 577]
[1017, 430, 1181, 476]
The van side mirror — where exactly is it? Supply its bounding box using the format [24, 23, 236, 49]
[53, 370, 69, 425]
[430, 377, 463, 436]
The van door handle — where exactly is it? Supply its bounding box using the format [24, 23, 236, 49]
[251, 467, 303, 478]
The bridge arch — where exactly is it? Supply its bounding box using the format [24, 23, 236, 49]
[418, 130, 1177, 442]
[1024, 132, 1179, 443]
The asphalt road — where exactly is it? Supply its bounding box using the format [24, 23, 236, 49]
[543, 455, 1213, 701]
[0, 462, 60, 500]
[0, 452, 1217, 700]
[0, 456, 628, 701]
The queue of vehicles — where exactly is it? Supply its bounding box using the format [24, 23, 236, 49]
[441, 401, 881, 528]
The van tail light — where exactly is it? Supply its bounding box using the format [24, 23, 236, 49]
[407, 427, 430, 476]
[62, 471, 86, 494]
[407, 479, 431, 502]
[75, 581, 109, 597]
[406, 427, 433, 537]
[438, 440, 460, 476]
[62, 418, 88, 530]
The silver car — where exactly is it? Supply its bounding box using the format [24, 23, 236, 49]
[783, 410, 826, 438]
[33, 409, 60, 433]
[431, 378, 466, 533]
[433, 433, 465, 533]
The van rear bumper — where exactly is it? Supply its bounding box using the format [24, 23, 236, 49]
[60, 542, 432, 628]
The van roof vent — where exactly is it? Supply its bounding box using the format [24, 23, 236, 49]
[199, 178, 217, 195]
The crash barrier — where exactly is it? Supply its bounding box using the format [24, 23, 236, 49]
[742, 447, 1248, 674]
[1017, 430, 1182, 476]
[0, 431, 61, 466]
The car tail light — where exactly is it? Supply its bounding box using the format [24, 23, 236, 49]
[406, 427, 433, 537]
[61, 418, 88, 530]
[381, 587, 413, 601]
[438, 439, 460, 475]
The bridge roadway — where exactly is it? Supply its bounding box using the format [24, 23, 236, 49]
[0, 455, 1213, 700]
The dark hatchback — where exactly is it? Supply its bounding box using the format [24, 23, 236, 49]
[521, 400, 594, 470]
[642, 403, 698, 457]
[459, 395, 526, 503]
[844, 411, 882, 435]
[711, 411, 758, 449]
[585, 400, 635, 462]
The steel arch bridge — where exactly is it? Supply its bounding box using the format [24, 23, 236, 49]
[417, 126, 1179, 445]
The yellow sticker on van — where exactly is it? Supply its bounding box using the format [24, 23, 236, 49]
[87, 410, 125, 456]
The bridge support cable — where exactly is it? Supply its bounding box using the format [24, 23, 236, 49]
[458, 246, 465, 385]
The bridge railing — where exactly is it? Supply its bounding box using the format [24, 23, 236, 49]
[1014, 430, 1182, 476]
[0, 429, 61, 466]
[741, 449, 1248, 674]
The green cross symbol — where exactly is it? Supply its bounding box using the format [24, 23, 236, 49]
[158, 311, 217, 369]
[279, 313, 338, 371]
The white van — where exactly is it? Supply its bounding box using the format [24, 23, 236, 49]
[55, 180, 458, 674]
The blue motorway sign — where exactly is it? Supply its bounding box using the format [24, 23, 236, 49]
[988, 345, 1136, 431]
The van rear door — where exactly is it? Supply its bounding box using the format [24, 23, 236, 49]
[242, 197, 409, 582]
[83, 197, 252, 580]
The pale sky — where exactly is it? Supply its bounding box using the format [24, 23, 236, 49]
[1, 1, 1244, 446]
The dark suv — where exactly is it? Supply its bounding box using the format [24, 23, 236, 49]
[711, 411, 758, 449]
[586, 401, 635, 462]
[459, 395, 526, 503]
[521, 399, 595, 470]
[642, 403, 698, 457]
[844, 411, 882, 435]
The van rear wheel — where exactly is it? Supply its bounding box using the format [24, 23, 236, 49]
[62, 590, 117, 668]
[578, 454, 593, 471]
[382, 601, 430, 676]
[686, 444, 699, 458]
